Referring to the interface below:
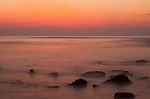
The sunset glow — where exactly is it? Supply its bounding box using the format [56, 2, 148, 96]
[0, 0, 150, 35]
[0, 0, 150, 27]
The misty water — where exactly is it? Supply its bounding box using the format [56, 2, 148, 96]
[0, 36, 150, 99]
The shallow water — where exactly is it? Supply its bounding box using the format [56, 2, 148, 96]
[0, 36, 150, 99]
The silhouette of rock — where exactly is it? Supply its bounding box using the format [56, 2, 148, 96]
[114, 92, 135, 99]
[104, 74, 132, 85]
[49, 72, 60, 78]
[29, 69, 35, 74]
[111, 70, 132, 76]
[135, 60, 148, 64]
[68, 78, 87, 88]
[81, 71, 105, 78]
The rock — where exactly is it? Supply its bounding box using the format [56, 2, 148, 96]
[0, 80, 38, 87]
[104, 74, 132, 85]
[139, 77, 149, 80]
[49, 72, 60, 78]
[0, 80, 24, 85]
[11, 80, 37, 87]
[92, 84, 99, 88]
[11, 80, 24, 84]
[97, 61, 103, 64]
[135, 60, 148, 64]
[29, 69, 35, 74]
[114, 92, 135, 99]
[81, 71, 105, 78]
[68, 78, 87, 88]
[111, 70, 132, 76]
[46, 85, 60, 89]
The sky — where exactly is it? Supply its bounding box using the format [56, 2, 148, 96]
[0, 0, 150, 36]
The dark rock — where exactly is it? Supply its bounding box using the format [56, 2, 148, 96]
[108, 75, 116, 79]
[81, 71, 105, 78]
[29, 69, 35, 74]
[104, 74, 132, 85]
[114, 92, 135, 99]
[135, 60, 148, 64]
[68, 78, 87, 88]
[93, 84, 99, 88]
[111, 70, 132, 76]
[49, 72, 60, 78]
[97, 61, 103, 64]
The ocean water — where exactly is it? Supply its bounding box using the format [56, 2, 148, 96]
[0, 36, 150, 99]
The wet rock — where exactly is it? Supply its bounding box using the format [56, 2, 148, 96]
[49, 72, 60, 78]
[111, 70, 132, 76]
[68, 78, 87, 88]
[104, 74, 132, 85]
[135, 60, 148, 64]
[114, 92, 135, 99]
[81, 71, 105, 78]
[46, 85, 60, 89]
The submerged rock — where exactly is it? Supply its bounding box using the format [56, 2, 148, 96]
[0, 80, 38, 87]
[11, 80, 38, 87]
[68, 78, 87, 88]
[81, 71, 105, 78]
[135, 60, 148, 64]
[92, 84, 99, 88]
[96, 61, 103, 64]
[0, 80, 24, 84]
[114, 92, 135, 99]
[49, 72, 60, 78]
[104, 74, 132, 85]
[11, 80, 24, 84]
[139, 77, 149, 80]
[111, 70, 132, 76]
[46, 85, 60, 89]
[29, 69, 35, 74]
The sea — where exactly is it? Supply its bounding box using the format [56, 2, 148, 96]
[0, 36, 150, 99]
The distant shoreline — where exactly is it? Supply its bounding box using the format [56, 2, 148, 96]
[0, 36, 150, 39]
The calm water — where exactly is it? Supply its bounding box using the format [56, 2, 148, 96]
[0, 36, 150, 99]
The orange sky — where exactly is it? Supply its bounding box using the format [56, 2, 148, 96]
[0, 0, 149, 27]
[0, 0, 150, 35]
